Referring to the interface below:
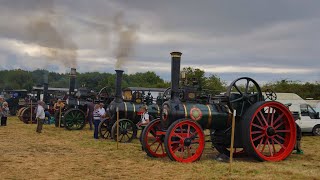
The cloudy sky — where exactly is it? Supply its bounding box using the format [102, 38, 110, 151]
[0, 0, 319, 84]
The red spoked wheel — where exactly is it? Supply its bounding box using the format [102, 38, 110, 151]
[164, 119, 205, 163]
[141, 119, 166, 158]
[242, 101, 296, 161]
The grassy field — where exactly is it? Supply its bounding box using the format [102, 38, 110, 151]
[0, 117, 319, 180]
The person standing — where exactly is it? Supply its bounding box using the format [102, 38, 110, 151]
[54, 99, 65, 127]
[99, 103, 106, 118]
[93, 104, 102, 139]
[86, 100, 94, 130]
[36, 101, 45, 133]
[0, 96, 4, 122]
[1, 102, 9, 126]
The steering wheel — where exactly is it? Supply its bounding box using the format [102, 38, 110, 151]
[265, 89, 277, 101]
[97, 87, 110, 102]
[226, 77, 263, 117]
[163, 88, 184, 101]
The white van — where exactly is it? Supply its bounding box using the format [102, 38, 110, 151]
[289, 103, 320, 136]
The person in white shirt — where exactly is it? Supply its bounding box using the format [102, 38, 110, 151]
[99, 103, 106, 118]
[93, 104, 103, 139]
[137, 105, 150, 127]
[36, 101, 46, 133]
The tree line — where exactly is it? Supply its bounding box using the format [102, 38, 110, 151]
[0, 68, 319, 99]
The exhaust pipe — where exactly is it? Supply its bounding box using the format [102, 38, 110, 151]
[170, 52, 182, 101]
[69, 68, 76, 95]
[115, 69, 124, 103]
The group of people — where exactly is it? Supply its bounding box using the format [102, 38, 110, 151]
[86, 102, 106, 139]
[87, 101, 151, 140]
[0, 96, 9, 126]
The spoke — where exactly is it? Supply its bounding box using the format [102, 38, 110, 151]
[267, 140, 273, 156]
[187, 125, 191, 138]
[255, 114, 265, 126]
[155, 143, 161, 152]
[230, 97, 244, 103]
[271, 137, 286, 150]
[192, 139, 200, 144]
[160, 143, 164, 153]
[170, 140, 181, 145]
[252, 123, 264, 130]
[126, 134, 130, 140]
[187, 147, 191, 157]
[190, 131, 198, 138]
[245, 79, 249, 94]
[273, 113, 284, 127]
[119, 134, 124, 142]
[276, 129, 290, 133]
[275, 134, 285, 141]
[252, 134, 265, 142]
[266, 107, 271, 124]
[148, 139, 158, 147]
[234, 84, 243, 96]
[261, 137, 268, 153]
[270, 109, 276, 126]
[103, 131, 108, 136]
[259, 111, 269, 126]
[173, 133, 183, 140]
[173, 145, 182, 153]
[256, 136, 264, 150]
[251, 131, 264, 135]
[271, 138, 276, 154]
[274, 121, 284, 130]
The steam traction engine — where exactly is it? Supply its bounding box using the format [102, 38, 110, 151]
[141, 52, 296, 162]
[98, 70, 163, 142]
[58, 68, 97, 130]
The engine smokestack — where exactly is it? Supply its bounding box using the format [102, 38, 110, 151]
[115, 69, 124, 103]
[43, 72, 49, 104]
[69, 68, 76, 95]
[170, 52, 182, 101]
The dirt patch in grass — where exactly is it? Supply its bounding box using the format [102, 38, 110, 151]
[0, 117, 319, 179]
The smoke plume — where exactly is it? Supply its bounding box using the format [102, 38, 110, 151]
[25, 0, 77, 68]
[113, 12, 138, 69]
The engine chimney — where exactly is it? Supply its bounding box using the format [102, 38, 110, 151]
[69, 68, 76, 95]
[43, 71, 49, 103]
[170, 52, 182, 101]
[115, 69, 124, 103]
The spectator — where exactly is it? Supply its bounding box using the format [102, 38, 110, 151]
[54, 99, 65, 127]
[0, 96, 4, 122]
[93, 104, 103, 139]
[99, 103, 106, 118]
[86, 99, 94, 130]
[1, 102, 9, 126]
[36, 101, 46, 133]
[137, 105, 150, 127]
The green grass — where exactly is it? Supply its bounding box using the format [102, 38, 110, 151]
[0, 117, 319, 180]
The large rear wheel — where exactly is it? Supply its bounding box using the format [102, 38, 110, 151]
[242, 101, 296, 161]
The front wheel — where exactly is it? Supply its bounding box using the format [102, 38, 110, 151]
[111, 119, 137, 143]
[98, 118, 111, 139]
[141, 118, 166, 158]
[312, 125, 320, 136]
[63, 109, 86, 130]
[164, 119, 205, 163]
